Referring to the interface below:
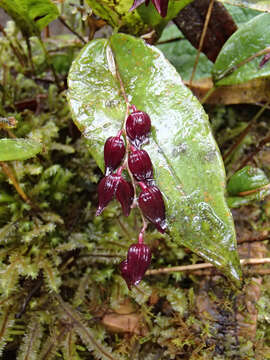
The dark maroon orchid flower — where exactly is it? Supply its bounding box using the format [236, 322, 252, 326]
[126, 109, 151, 148]
[129, 0, 169, 18]
[120, 243, 152, 289]
[96, 173, 134, 217]
[128, 148, 154, 183]
[138, 183, 167, 233]
[259, 53, 270, 68]
[104, 135, 125, 176]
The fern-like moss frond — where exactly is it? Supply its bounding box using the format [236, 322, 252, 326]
[17, 316, 43, 360]
[0, 306, 15, 356]
[55, 294, 121, 360]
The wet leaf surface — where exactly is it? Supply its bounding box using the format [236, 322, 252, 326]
[219, 0, 270, 13]
[227, 166, 269, 196]
[213, 13, 270, 86]
[0, 0, 59, 37]
[0, 139, 42, 161]
[67, 33, 241, 285]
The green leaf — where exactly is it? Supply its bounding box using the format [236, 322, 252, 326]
[227, 166, 269, 196]
[0, 139, 42, 161]
[137, 0, 193, 36]
[157, 24, 212, 80]
[67, 34, 241, 285]
[85, 0, 191, 37]
[224, 4, 261, 25]
[227, 187, 270, 208]
[212, 13, 270, 86]
[0, 0, 59, 37]
[218, 0, 270, 13]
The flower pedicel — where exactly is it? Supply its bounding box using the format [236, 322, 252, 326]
[96, 105, 167, 288]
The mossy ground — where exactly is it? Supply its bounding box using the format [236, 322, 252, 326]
[0, 6, 270, 360]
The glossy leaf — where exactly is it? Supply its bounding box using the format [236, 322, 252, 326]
[219, 0, 270, 13]
[227, 186, 270, 208]
[213, 13, 270, 86]
[67, 34, 241, 285]
[227, 166, 269, 196]
[157, 24, 212, 81]
[0, 139, 42, 161]
[0, 0, 59, 37]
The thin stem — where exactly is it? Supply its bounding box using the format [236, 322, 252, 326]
[216, 47, 270, 83]
[108, 44, 150, 236]
[237, 133, 270, 171]
[138, 220, 148, 244]
[223, 104, 267, 163]
[238, 233, 269, 244]
[58, 16, 86, 44]
[201, 85, 216, 105]
[38, 37, 61, 91]
[0, 24, 25, 67]
[0, 162, 39, 211]
[190, 0, 214, 84]
[25, 37, 35, 74]
[146, 257, 270, 276]
[238, 183, 270, 196]
[156, 36, 184, 45]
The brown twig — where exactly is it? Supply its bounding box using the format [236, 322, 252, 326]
[223, 104, 267, 162]
[15, 276, 43, 318]
[238, 183, 270, 196]
[146, 257, 270, 276]
[191, 268, 270, 276]
[0, 25, 26, 67]
[237, 134, 270, 171]
[0, 162, 39, 211]
[237, 233, 269, 244]
[190, 0, 215, 84]
[157, 36, 184, 45]
[58, 16, 86, 44]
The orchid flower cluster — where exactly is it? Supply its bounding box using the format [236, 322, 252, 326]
[96, 105, 167, 289]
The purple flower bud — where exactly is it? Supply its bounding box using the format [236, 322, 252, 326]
[138, 184, 167, 233]
[120, 243, 152, 289]
[129, 0, 168, 17]
[116, 179, 134, 217]
[96, 174, 134, 216]
[152, 0, 169, 17]
[104, 135, 125, 176]
[259, 53, 270, 68]
[128, 148, 154, 183]
[126, 109, 151, 148]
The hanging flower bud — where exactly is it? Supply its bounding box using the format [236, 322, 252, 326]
[259, 53, 270, 68]
[104, 135, 125, 176]
[120, 243, 152, 289]
[138, 184, 167, 233]
[116, 180, 134, 217]
[128, 148, 154, 183]
[129, 0, 168, 18]
[126, 108, 151, 148]
[96, 173, 134, 216]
